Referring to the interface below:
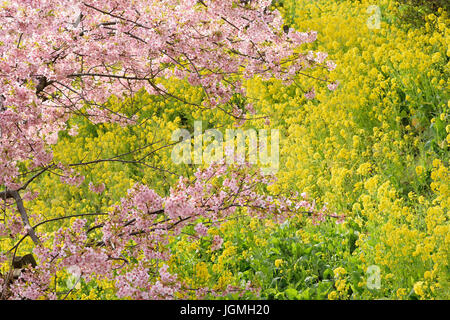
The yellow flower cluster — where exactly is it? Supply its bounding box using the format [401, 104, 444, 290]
[246, 0, 449, 299]
[328, 267, 350, 300]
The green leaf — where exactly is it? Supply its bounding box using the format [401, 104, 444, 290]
[285, 288, 299, 300]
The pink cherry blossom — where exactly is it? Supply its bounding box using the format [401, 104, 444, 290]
[305, 88, 316, 100]
[327, 81, 340, 91]
[194, 223, 209, 237]
[88, 182, 105, 194]
[211, 235, 224, 251]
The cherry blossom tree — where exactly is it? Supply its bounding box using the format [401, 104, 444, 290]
[0, 0, 339, 299]
[2, 159, 343, 299]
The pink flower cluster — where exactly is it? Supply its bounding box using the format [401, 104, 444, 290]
[0, 0, 336, 190]
[88, 182, 105, 194]
[2, 160, 344, 300]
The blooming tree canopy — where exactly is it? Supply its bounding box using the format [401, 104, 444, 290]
[0, 0, 339, 299]
[3, 161, 342, 299]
